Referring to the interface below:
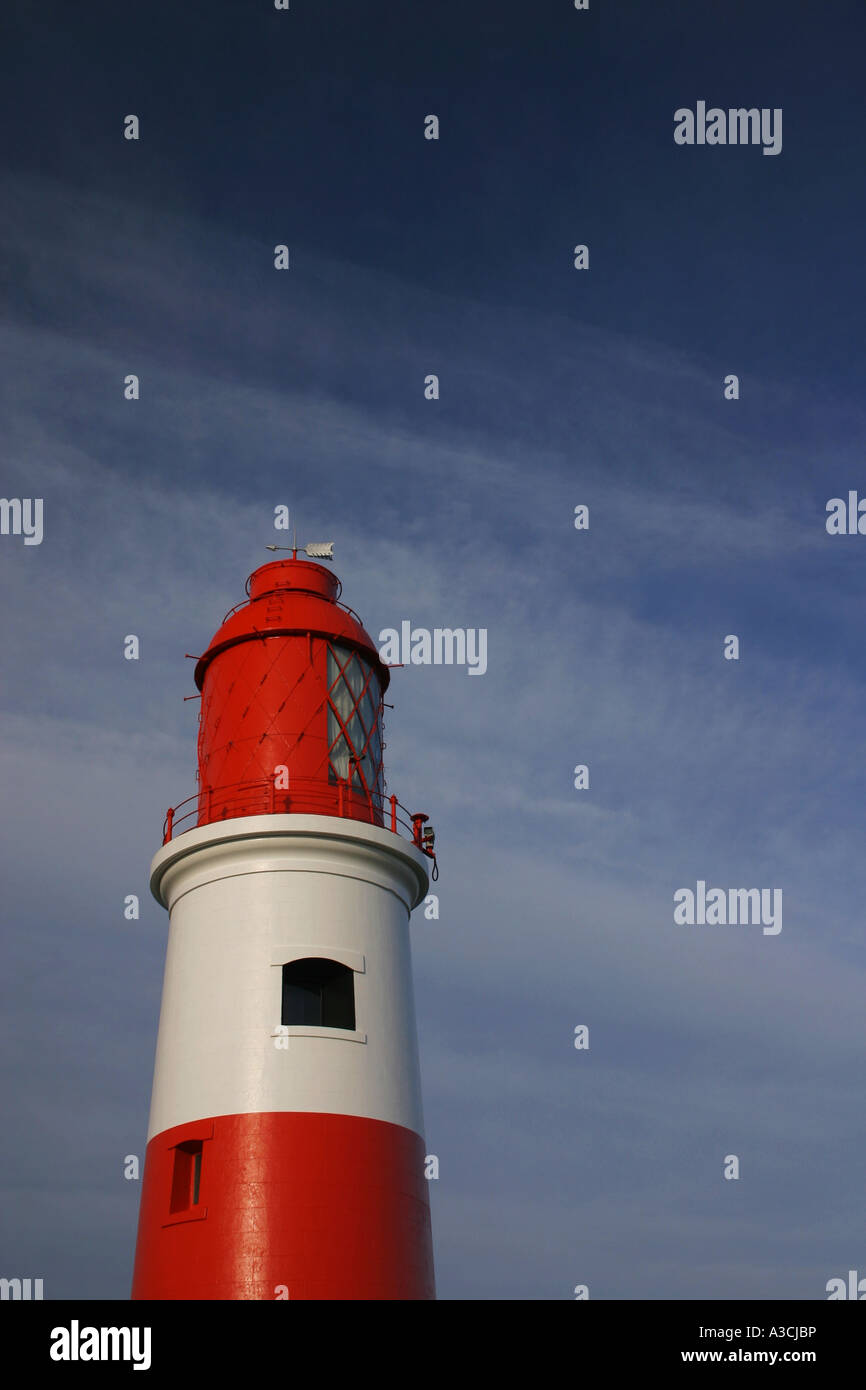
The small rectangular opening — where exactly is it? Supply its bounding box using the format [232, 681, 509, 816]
[170, 1140, 203, 1214]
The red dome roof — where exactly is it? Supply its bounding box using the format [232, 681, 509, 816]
[193, 559, 388, 693]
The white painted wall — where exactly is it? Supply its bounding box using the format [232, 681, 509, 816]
[146, 815, 430, 1140]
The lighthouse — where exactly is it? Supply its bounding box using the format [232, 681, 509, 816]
[131, 548, 437, 1300]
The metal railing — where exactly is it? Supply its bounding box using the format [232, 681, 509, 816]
[161, 775, 436, 872]
[220, 596, 366, 627]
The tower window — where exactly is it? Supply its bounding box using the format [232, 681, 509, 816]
[170, 1140, 203, 1214]
[281, 957, 356, 1031]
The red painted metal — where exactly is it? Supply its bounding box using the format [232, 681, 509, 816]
[131, 1112, 434, 1300]
[194, 559, 390, 827]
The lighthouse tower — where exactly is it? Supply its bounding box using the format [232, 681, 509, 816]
[131, 551, 436, 1300]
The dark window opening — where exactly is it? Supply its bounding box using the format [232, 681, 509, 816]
[170, 1140, 203, 1214]
[281, 957, 356, 1031]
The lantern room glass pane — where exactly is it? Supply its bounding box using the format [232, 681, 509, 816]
[327, 643, 383, 796]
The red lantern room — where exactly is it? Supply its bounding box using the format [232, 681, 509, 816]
[190, 556, 390, 828]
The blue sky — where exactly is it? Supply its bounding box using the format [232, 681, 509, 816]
[1, 0, 865, 1299]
